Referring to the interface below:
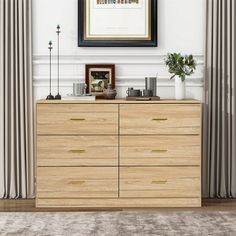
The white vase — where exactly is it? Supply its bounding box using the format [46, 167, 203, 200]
[175, 77, 185, 100]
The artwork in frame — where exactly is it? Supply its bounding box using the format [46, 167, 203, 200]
[78, 0, 157, 47]
[85, 64, 115, 98]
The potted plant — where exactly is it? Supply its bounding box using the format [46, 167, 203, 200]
[165, 53, 196, 100]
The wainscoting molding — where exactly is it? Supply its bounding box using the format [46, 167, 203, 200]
[33, 54, 204, 99]
[33, 76, 203, 88]
[33, 54, 204, 66]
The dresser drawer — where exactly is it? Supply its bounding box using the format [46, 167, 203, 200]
[37, 104, 118, 135]
[120, 135, 200, 166]
[37, 167, 118, 198]
[120, 104, 201, 135]
[120, 167, 200, 198]
[37, 136, 118, 167]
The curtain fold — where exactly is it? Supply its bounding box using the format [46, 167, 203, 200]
[0, 0, 34, 198]
[203, 0, 236, 198]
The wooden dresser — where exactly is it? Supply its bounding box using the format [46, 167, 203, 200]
[36, 99, 202, 208]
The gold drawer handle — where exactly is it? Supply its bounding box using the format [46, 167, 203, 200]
[152, 180, 167, 185]
[152, 118, 168, 121]
[69, 150, 86, 154]
[151, 149, 168, 153]
[69, 180, 85, 185]
[70, 118, 85, 121]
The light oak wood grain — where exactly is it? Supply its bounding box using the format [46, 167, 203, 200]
[36, 101, 202, 208]
[37, 167, 118, 198]
[120, 167, 201, 198]
[36, 198, 201, 208]
[37, 104, 118, 135]
[120, 104, 201, 135]
[37, 136, 118, 166]
[120, 135, 201, 166]
[37, 99, 201, 105]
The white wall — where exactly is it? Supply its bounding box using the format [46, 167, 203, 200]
[33, 0, 205, 100]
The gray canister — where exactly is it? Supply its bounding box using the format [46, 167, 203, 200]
[145, 77, 157, 96]
[73, 83, 86, 96]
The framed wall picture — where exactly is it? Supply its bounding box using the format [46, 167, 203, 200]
[78, 0, 157, 47]
[85, 64, 115, 98]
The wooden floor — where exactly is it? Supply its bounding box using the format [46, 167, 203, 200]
[0, 199, 236, 212]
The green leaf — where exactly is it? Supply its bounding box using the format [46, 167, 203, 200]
[164, 53, 197, 80]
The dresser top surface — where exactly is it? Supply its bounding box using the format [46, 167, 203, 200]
[36, 99, 201, 105]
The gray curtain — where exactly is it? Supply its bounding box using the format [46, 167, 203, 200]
[0, 0, 34, 198]
[203, 0, 236, 198]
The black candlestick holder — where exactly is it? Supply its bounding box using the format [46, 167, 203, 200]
[55, 25, 61, 100]
[46, 41, 55, 100]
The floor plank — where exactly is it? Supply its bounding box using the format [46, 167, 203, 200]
[0, 199, 236, 212]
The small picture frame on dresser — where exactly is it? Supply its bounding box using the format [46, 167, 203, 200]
[85, 64, 115, 99]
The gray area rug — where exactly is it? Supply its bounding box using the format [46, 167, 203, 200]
[0, 211, 235, 236]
